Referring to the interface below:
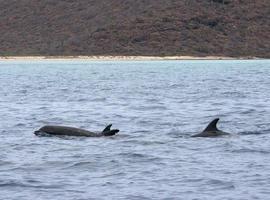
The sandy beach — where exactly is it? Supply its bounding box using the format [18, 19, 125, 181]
[0, 55, 263, 61]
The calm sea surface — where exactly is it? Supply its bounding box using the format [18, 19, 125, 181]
[0, 60, 270, 200]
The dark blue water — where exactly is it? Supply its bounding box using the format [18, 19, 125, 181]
[0, 60, 270, 200]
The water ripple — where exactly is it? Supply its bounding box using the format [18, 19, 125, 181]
[0, 60, 270, 200]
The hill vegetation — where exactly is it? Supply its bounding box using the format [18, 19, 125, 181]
[0, 0, 269, 57]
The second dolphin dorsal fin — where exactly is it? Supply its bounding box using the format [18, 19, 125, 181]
[102, 124, 112, 133]
[203, 118, 219, 132]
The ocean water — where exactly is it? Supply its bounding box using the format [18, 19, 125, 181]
[0, 60, 270, 200]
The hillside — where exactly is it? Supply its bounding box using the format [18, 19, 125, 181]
[0, 0, 269, 57]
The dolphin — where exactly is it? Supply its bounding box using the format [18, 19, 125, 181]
[34, 124, 119, 137]
[191, 118, 230, 137]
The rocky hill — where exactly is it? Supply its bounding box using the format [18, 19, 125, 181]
[0, 0, 269, 57]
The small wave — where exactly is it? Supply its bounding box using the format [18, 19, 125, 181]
[34, 131, 53, 137]
[206, 179, 235, 190]
[145, 98, 159, 103]
[116, 152, 162, 163]
[18, 89, 28, 94]
[169, 83, 185, 88]
[231, 148, 270, 154]
[14, 123, 26, 127]
[37, 106, 48, 110]
[0, 161, 14, 167]
[125, 195, 152, 200]
[99, 171, 127, 179]
[0, 180, 61, 189]
[118, 152, 146, 158]
[60, 88, 68, 92]
[34, 132, 91, 140]
[238, 131, 268, 135]
[77, 98, 88, 102]
[132, 105, 167, 111]
[221, 91, 246, 98]
[167, 130, 190, 138]
[63, 161, 94, 170]
[90, 97, 106, 102]
[240, 109, 257, 115]
[112, 114, 125, 118]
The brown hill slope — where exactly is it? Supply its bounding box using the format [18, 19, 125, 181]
[0, 0, 269, 57]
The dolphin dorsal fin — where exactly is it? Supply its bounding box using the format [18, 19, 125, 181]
[102, 124, 112, 133]
[203, 118, 219, 132]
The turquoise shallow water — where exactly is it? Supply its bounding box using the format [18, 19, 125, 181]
[0, 60, 270, 200]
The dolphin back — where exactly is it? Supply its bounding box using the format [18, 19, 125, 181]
[35, 126, 98, 137]
[191, 118, 230, 137]
[35, 124, 119, 137]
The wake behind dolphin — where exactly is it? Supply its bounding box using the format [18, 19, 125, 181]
[191, 118, 230, 137]
[34, 124, 119, 137]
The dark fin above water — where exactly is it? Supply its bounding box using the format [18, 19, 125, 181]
[102, 124, 119, 136]
[203, 118, 219, 132]
[102, 124, 112, 133]
[103, 129, 119, 136]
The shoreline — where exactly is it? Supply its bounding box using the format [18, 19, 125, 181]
[0, 55, 266, 61]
